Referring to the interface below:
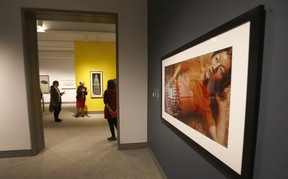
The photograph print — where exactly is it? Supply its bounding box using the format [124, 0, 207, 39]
[164, 47, 232, 147]
[90, 71, 103, 98]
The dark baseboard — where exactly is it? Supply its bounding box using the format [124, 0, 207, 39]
[0, 150, 32, 158]
[87, 111, 104, 114]
[118, 142, 148, 150]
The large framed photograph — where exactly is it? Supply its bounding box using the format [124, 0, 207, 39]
[161, 6, 265, 178]
[90, 71, 103, 98]
[39, 75, 50, 94]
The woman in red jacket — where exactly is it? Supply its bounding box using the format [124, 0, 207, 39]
[75, 81, 88, 117]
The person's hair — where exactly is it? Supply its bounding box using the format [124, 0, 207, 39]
[212, 47, 232, 93]
[53, 80, 59, 86]
[79, 81, 84, 85]
[107, 79, 116, 89]
[211, 46, 232, 63]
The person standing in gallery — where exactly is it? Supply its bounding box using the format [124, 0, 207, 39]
[75, 81, 88, 117]
[103, 79, 117, 141]
[49, 80, 65, 122]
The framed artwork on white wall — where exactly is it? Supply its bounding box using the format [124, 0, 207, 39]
[39, 75, 49, 94]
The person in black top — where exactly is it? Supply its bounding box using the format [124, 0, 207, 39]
[49, 80, 65, 122]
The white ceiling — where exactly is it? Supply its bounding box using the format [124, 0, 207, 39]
[37, 20, 116, 52]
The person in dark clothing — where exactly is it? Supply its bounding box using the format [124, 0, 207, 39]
[49, 80, 65, 122]
[103, 79, 117, 141]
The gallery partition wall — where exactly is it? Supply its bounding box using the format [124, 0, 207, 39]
[22, 8, 118, 156]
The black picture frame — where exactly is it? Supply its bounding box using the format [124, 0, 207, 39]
[161, 5, 265, 178]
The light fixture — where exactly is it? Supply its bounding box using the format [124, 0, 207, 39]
[37, 20, 46, 32]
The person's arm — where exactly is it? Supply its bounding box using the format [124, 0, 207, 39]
[104, 91, 116, 113]
[103, 91, 108, 104]
[105, 104, 114, 113]
[50, 87, 56, 106]
[171, 62, 191, 82]
[215, 91, 229, 144]
[196, 80, 226, 145]
[84, 87, 88, 95]
[76, 86, 81, 95]
[60, 91, 65, 96]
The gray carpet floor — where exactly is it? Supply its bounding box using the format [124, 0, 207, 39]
[0, 104, 162, 179]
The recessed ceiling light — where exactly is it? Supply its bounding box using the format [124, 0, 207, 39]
[37, 20, 46, 32]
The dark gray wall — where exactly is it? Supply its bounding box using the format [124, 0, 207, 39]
[148, 0, 288, 178]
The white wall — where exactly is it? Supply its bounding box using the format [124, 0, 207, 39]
[0, 0, 147, 151]
[39, 51, 76, 103]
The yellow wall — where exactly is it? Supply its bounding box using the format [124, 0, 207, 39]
[74, 41, 116, 112]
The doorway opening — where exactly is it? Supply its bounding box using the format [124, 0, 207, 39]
[22, 8, 118, 155]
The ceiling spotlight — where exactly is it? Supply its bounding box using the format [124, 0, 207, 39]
[37, 20, 46, 32]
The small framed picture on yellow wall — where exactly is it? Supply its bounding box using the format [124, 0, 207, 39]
[90, 71, 103, 98]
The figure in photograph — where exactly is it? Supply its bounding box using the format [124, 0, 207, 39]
[103, 79, 117, 141]
[49, 80, 65, 123]
[164, 47, 232, 146]
[93, 74, 101, 95]
[75, 81, 88, 117]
